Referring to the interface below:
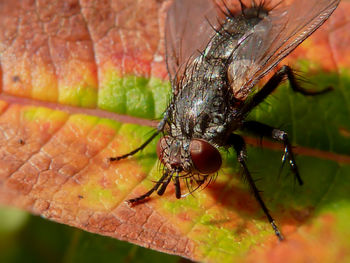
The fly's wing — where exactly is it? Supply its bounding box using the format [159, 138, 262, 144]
[165, 0, 219, 90]
[228, 0, 340, 99]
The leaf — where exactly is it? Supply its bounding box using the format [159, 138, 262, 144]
[0, 0, 350, 262]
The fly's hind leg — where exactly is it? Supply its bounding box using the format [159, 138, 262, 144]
[242, 121, 302, 185]
[241, 65, 332, 115]
[228, 133, 284, 241]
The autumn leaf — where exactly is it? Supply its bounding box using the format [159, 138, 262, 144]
[0, 0, 350, 262]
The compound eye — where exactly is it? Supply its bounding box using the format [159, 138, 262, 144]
[189, 139, 222, 174]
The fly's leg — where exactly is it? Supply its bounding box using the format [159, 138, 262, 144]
[174, 174, 181, 199]
[242, 121, 302, 185]
[128, 171, 171, 204]
[109, 114, 170, 204]
[157, 173, 172, 196]
[228, 133, 284, 241]
[109, 115, 168, 162]
[109, 132, 159, 162]
[128, 170, 181, 204]
[241, 65, 332, 115]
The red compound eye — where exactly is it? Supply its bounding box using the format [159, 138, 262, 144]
[189, 139, 222, 174]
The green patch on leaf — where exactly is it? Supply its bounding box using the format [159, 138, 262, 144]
[96, 117, 122, 131]
[69, 114, 99, 129]
[116, 124, 159, 170]
[82, 184, 116, 210]
[21, 106, 69, 126]
[98, 73, 170, 119]
[59, 84, 97, 108]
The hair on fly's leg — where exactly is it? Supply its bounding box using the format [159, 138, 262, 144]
[283, 65, 333, 95]
[241, 121, 303, 185]
[228, 133, 284, 241]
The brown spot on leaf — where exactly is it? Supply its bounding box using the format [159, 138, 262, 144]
[12, 75, 21, 83]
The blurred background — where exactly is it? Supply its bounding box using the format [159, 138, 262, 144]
[0, 206, 189, 263]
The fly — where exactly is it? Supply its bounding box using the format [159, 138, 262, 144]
[109, 0, 340, 240]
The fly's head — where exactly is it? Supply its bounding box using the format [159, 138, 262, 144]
[156, 135, 222, 181]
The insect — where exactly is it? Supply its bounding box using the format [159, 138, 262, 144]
[110, 0, 340, 240]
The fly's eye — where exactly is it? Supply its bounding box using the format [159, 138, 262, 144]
[189, 139, 222, 174]
[157, 136, 169, 163]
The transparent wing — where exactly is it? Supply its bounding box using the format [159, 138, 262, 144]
[228, 0, 340, 98]
[165, 0, 218, 88]
[165, 0, 340, 96]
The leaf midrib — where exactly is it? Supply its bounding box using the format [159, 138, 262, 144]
[1, 93, 349, 165]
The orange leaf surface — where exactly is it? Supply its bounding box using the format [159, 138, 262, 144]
[1, 1, 350, 262]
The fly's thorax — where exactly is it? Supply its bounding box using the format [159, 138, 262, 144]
[156, 135, 222, 175]
[169, 55, 241, 146]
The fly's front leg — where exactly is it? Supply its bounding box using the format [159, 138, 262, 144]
[109, 113, 168, 162]
[109, 113, 171, 205]
[127, 171, 171, 204]
[242, 121, 302, 185]
[228, 134, 284, 241]
[109, 132, 159, 162]
[241, 65, 332, 115]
